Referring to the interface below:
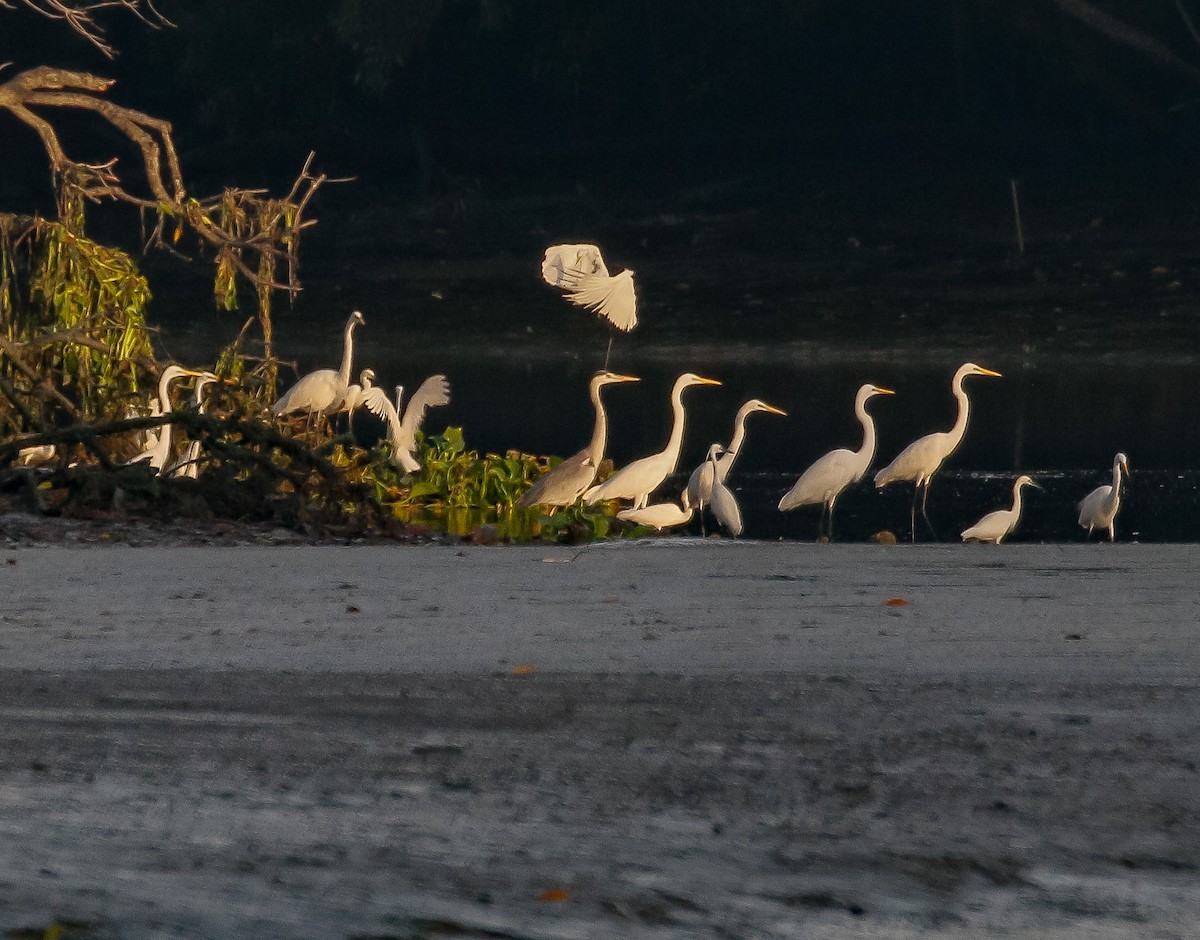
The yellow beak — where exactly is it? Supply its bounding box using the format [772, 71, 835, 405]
[978, 367, 1003, 378]
[695, 376, 722, 386]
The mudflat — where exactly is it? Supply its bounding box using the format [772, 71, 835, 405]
[1, 542, 1197, 939]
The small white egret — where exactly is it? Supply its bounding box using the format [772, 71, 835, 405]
[271, 310, 365, 420]
[516, 370, 640, 510]
[874, 362, 1001, 539]
[583, 372, 721, 510]
[1078, 452, 1130, 541]
[126, 365, 208, 471]
[779, 383, 894, 539]
[332, 367, 376, 425]
[617, 493, 694, 531]
[165, 372, 221, 479]
[706, 444, 743, 537]
[541, 243, 637, 332]
[961, 474, 1039, 543]
[685, 398, 787, 510]
[361, 374, 452, 474]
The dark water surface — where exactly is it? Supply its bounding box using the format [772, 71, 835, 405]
[152, 179, 1200, 542]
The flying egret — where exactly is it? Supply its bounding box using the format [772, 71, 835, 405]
[583, 372, 721, 510]
[361, 374, 452, 474]
[706, 444, 743, 537]
[126, 365, 208, 471]
[685, 399, 787, 510]
[272, 310, 365, 421]
[541, 243, 637, 332]
[165, 372, 221, 479]
[1078, 452, 1130, 541]
[617, 493, 694, 531]
[778, 383, 894, 539]
[961, 474, 1039, 543]
[516, 370, 640, 510]
[874, 362, 1001, 540]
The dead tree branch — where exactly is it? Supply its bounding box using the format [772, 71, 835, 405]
[0, 0, 173, 59]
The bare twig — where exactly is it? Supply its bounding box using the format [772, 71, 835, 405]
[0, 0, 173, 59]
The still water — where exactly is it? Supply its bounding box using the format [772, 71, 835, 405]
[158, 252, 1200, 543]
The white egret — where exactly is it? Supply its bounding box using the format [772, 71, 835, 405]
[165, 372, 221, 479]
[706, 444, 743, 537]
[333, 368, 376, 425]
[271, 310, 365, 420]
[874, 362, 1001, 539]
[516, 370, 640, 510]
[617, 494, 694, 531]
[541, 243, 637, 332]
[126, 365, 208, 471]
[1078, 452, 1130, 541]
[961, 474, 1039, 543]
[583, 372, 721, 510]
[685, 398, 787, 510]
[778, 383, 894, 539]
[361, 374, 452, 474]
[16, 444, 55, 466]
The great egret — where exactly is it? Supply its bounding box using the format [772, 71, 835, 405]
[272, 310, 365, 420]
[361, 374, 452, 474]
[685, 398, 787, 509]
[333, 368, 376, 425]
[617, 494, 694, 531]
[516, 370, 640, 510]
[874, 362, 1001, 540]
[778, 383, 894, 539]
[1078, 452, 1130, 541]
[961, 474, 1039, 543]
[165, 372, 221, 479]
[541, 243, 637, 332]
[127, 365, 208, 471]
[583, 372, 721, 510]
[707, 444, 743, 537]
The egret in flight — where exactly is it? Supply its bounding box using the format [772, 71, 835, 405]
[706, 444, 744, 537]
[541, 243, 637, 332]
[685, 399, 787, 510]
[1078, 452, 1130, 541]
[272, 310, 365, 422]
[778, 383, 894, 539]
[516, 370, 640, 510]
[961, 474, 1039, 543]
[584, 372, 721, 510]
[127, 365, 209, 471]
[617, 493, 694, 532]
[362, 375, 452, 474]
[874, 362, 1001, 540]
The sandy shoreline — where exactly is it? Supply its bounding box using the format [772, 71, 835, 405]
[1, 542, 1198, 938]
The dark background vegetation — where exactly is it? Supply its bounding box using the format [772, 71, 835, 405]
[5, 1, 1200, 210]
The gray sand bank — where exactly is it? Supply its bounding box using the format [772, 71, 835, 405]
[0, 542, 1197, 938]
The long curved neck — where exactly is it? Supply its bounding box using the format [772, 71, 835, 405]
[586, 379, 608, 464]
[157, 373, 175, 414]
[727, 407, 751, 455]
[662, 382, 690, 470]
[945, 373, 972, 451]
[1011, 480, 1026, 515]
[855, 395, 877, 466]
[338, 320, 358, 387]
[1111, 460, 1123, 491]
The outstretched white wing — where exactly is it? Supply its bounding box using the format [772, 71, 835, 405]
[541, 243, 609, 288]
[399, 374, 451, 447]
[562, 269, 638, 331]
[360, 385, 402, 439]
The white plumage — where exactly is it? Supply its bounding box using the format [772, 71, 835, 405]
[126, 365, 207, 471]
[685, 398, 787, 510]
[779, 383, 893, 539]
[961, 474, 1039, 543]
[165, 372, 221, 479]
[617, 495, 694, 531]
[272, 310, 365, 418]
[361, 375, 452, 474]
[706, 444, 743, 537]
[583, 372, 721, 510]
[541, 243, 637, 331]
[1078, 452, 1130, 541]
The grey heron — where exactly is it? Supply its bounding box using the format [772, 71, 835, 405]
[271, 310, 365, 420]
[961, 474, 1039, 543]
[685, 398, 787, 510]
[516, 370, 640, 510]
[778, 383, 894, 539]
[1078, 452, 1130, 541]
[874, 362, 1001, 540]
[583, 372, 721, 510]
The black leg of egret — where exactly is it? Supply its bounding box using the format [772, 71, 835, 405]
[603, 335, 613, 371]
[920, 480, 938, 539]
